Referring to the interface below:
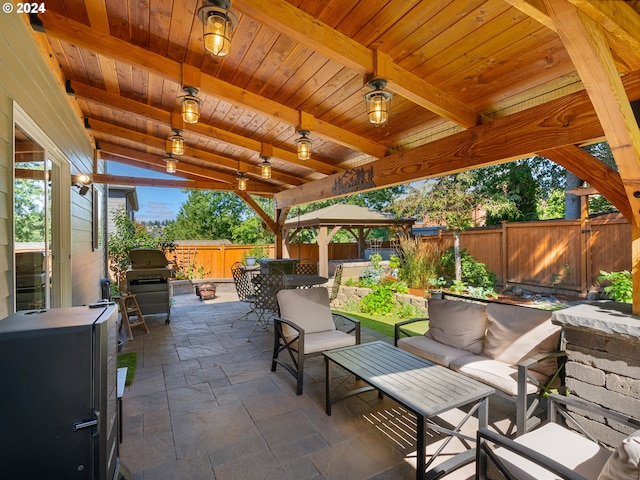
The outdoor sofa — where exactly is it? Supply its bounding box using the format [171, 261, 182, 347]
[394, 298, 566, 436]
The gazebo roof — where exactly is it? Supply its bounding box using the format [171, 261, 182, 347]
[283, 204, 415, 229]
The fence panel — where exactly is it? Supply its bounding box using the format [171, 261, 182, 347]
[505, 221, 582, 291]
[589, 217, 631, 286]
[164, 215, 632, 291]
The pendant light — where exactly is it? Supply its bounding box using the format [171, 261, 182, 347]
[295, 130, 312, 161]
[363, 78, 393, 126]
[179, 86, 202, 124]
[168, 129, 185, 156]
[237, 172, 248, 191]
[165, 154, 178, 174]
[260, 156, 272, 179]
[197, 0, 238, 58]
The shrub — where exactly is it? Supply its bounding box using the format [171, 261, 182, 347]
[440, 247, 496, 288]
[398, 235, 441, 289]
[598, 270, 632, 303]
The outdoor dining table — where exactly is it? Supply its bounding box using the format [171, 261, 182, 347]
[283, 274, 328, 288]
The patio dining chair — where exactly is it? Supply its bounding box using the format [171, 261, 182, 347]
[248, 272, 286, 342]
[230, 261, 257, 327]
[329, 263, 343, 303]
[295, 258, 318, 275]
[271, 286, 360, 395]
[476, 393, 640, 480]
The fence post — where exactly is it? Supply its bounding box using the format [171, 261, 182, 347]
[501, 222, 508, 288]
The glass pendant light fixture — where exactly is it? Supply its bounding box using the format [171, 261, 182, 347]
[237, 172, 248, 191]
[179, 86, 202, 124]
[197, 0, 238, 57]
[363, 78, 393, 126]
[295, 130, 312, 161]
[165, 154, 178, 174]
[168, 129, 185, 156]
[260, 156, 272, 179]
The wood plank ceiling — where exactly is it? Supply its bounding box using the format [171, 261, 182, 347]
[29, 0, 640, 221]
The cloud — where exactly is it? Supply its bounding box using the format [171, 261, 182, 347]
[137, 201, 176, 222]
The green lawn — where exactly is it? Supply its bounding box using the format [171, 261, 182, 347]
[334, 310, 428, 338]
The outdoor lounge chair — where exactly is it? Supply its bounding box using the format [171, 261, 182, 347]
[271, 286, 360, 395]
[476, 393, 640, 480]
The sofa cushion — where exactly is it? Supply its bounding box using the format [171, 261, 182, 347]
[482, 303, 560, 377]
[490, 422, 611, 480]
[450, 354, 543, 396]
[425, 299, 487, 354]
[397, 335, 470, 368]
[597, 429, 640, 480]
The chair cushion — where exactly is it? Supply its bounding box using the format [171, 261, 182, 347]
[303, 330, 356, 354]
[277, 287, 335, 337]
[482, 303, 560, 377]
[397, 335, 469, 368]
[597, 429, 640, 480]
[491, 422, 611, 480]
[450, 354, 542, 396]
[425, 299, 487, 354]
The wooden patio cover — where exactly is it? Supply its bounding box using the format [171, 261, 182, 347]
[23, 0, 640, 312]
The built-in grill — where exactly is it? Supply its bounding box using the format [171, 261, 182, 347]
[126, 249, 172, 323]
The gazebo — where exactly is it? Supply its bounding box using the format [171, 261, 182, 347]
[282, 204, 415, 277]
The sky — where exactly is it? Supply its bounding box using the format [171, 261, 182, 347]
[109, 163, 189, 222]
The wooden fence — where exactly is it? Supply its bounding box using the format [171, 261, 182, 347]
[420, 214, 631, 294]
[167, 214, 631, 294]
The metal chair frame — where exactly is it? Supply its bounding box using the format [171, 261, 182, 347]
[248, 273, 286, 341]
[230, 261, 257, 327]
[329, 263, 343, 303]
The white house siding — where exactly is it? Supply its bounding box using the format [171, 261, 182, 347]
[0, 14, 107, 316]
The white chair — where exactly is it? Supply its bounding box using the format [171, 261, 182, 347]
[476, 394, 640, 480]
[271, 287, 360, 395]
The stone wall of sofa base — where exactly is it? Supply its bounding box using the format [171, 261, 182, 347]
[332, 285, 428, 316]
[552, 302, 640, 449]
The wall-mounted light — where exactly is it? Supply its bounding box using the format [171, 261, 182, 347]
[73, 173, 92, 195]
[237, 172, 248, 191]
[363, 78, 393, 126]
[260, 156, 272, 179]
[168, 129, 185, 156]
[197, 0, 238, 58]
[295, 130, 312, 161]
[165, 154, 178, 174]
[179, 86, 202, 124]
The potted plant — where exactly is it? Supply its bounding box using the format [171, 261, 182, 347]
[244, 245, 268, 266]
[427, 276, 446, 299]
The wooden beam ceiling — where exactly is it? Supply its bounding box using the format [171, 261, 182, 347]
[37, 11, 389, 159]
[234, 0, 480, 128]
[275, 68, 640, 208]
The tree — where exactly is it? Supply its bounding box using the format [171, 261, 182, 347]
[390, 172, 514, 281]
[108, 208, 173, 291]
[14, 175, 47, 243]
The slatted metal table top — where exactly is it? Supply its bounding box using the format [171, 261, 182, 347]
[324, 341, 494, 416]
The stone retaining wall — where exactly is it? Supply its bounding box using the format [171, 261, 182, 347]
[553, 302, 640, 448]
[332, 285, 429, 316]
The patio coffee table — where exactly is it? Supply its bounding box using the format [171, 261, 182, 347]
[323, 341, 495, 480]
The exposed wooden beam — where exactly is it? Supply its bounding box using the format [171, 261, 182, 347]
[537, 145, 632, 219]
[566, 0, 640, 72]
[92, 173, 233, 191]
[88, 117, 304, 187]
[235, 0, 479, 128]
[236, 191, 277, 234]
[102, 150, 277, 198]
[545, 0, 640, 225]
[37, 12, 388, 158]
[70, 81, 339, 176]
[504, 0, 640, 73]
[275, 69, 640, 208]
